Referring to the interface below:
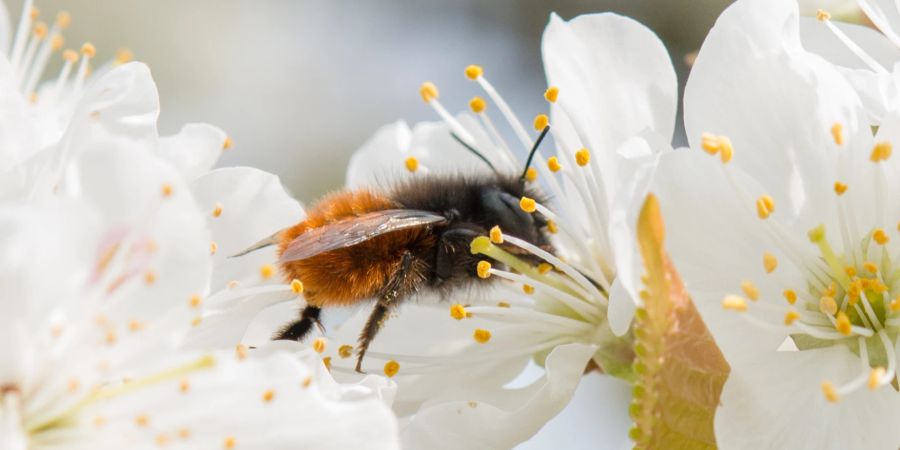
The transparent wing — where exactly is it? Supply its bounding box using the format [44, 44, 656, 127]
[280, 209, 447, 262]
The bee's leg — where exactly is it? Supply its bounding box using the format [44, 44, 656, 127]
[355, 251, 416, 373]
[435, 227, 482, 284]
[274, 305, 322, 341]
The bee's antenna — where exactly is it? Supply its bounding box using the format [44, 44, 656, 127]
[520, 125, 551, 181]
[450, 132, 500, 175]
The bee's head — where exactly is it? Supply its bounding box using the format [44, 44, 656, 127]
[480, 181, 552, 254]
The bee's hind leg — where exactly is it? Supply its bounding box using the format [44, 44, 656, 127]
[355, 251, 417, 373]
[274, 305, 323, 341]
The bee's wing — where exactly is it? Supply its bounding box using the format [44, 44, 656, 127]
[280, 209, 447, 262]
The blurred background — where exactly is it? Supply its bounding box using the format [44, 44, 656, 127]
[21, 0, 747, 203]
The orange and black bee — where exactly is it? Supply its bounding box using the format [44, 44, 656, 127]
[241, 127, 553, 372]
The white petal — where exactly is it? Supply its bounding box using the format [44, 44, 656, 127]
[400, 343, 595, 450]
[0, 55, 38, 166]
[0, 1, 10, 53]
[858, 0, 900, 48]
[715, 345, 900, 449]
[157, 123, 227, 180]
[542, 12, 676, 204]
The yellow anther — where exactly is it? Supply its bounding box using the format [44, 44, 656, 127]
[189, 295, 202, 308]
[473, 328, 492, 343]
[210, 241, 218, 255]
[864, 261, 878, 274]
[135, 415, 151, 427]
[700, 133, 734, 163]
[105, 329, 117, 345]
[477, 260, 492, 279]
[464, 65, 483, 80]
[519, 196, 536, 213]
[819, 296, 838, 315]
[291, 279, 304, 294]
[808, 224, 826, 243]
[741, 280, 760, 301]
[33, 22, 47, 38]
[68, 378, 80, 392]
[763, 252, 777, 273]
[547, 156, 562, 172]
[302, 377, 313, 388]
[831, 123, 844, 145]
[469, 96, 487, 113]
[575, 148, 590, 166]
[144, 270, 157, 285]
[533, 114, 549, 131]
[338, 345, 353, 358]
[115, 48, 134, 64]
[824, 282, 837, 298]
[128, 319, 144, 332]
[544, 86, 559, 103]
[383, 360, 400, 377]
[546, 220, 558, 234]
[816, 9, 832, 21]
[178, 428, 191, 439]
[784, 310, 800, 325]
[222, 136, 234, 150]
[235, 344, 248, 360]
[497, 301, 511, 308]
[93, 416, 106, 427]
[489, 226, 504, 244]
[538, 262, 553, 274]
[55, 11, 71, 28]
[756, 195, 774, 219]
[179, 378, 190, 393]
[821, 381, 839, 402]
[260, 264, 275, 280]
[322, 356, 332, 371]
[871, 141, 893, 162]
[51, 35, 64, 51]
[722, 295, 747, 311]
[156, 434, 170, 446]
[874, 229, 889, 245]
[262, 389, 275, 403]
[470, 235, 491, 254]
[845, 266, 857, 277]
[833, 182, 847, 195]
[835, 311, 852, 335]
[224, 436, 236, 449]
[524, 167, 538, 182]
[869, 367, 886, 390]
[523, 284, 535, 294]
[212, 202, 223, 217]
[848, 279, 863, 304]
[161, 183, 174, 197]
[30, 7, 39, 20]
[62, 49, 78, 62]
[312, 338, 326, 353]
[80, 42, 96, 57]
[419, 82, 439, 103]
[405, 156, 419, 172]
[450, 304, 468, 320]
[191, 316, 202, 327]
[890, 297, 900, 312]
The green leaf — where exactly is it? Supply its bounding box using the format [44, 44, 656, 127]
[629, 194, 731, 450]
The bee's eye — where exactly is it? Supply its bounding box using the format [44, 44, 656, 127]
[480, 188, 538, 243]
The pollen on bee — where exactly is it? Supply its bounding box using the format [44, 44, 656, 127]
[519, 196, 537, 213]
[469, 96, 487, 113]
[473, 328, 492, 343]
[524, 167, 538, 182]
[784, 310, 800, 325]
[259, 264, 275, 280]
[575, 148, 590, 166]
[722, 295, 747, 311]
[533, 114, 549, 131]
[873, 229, 889, 245]
[223, 136, 234, 150]
[763, 252, 777, 273]
[489, 226, 504, 244]
[819, 296, 838, 316]
[450, 304, 468, 320]
[262, 389, 275, 403]
[783, 289, 797, 305]
[831, 123, 844, 145]
[419, 81, 439, 103]
[477, 260, 492, 279]
[821, 381, 839, 402]
[312, 338, 326, 353]
[291, 279, 304, 294]
[544, 86, 559, 103]
[547, 156, 562, 172]
[338, 345, 353, 358]
[756, 195, 774, 219]
[212, 202, 223, 217]
[871, 141, 892, 162]
[384, 360, 400, 377]
[816, 9, 832, 21]
[833, 181, 847, 196]
[405, 156, 419, 172]
[80, 42, 96, 57]
[464, 64, 483, 80]
[740, 280, 759, 301]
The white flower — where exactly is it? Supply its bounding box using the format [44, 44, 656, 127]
[648, 0, 900, 447]
[326, 12, 674, 449]
[0, 143, 400, 449]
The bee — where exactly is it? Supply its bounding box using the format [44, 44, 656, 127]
[239, 127, 553, 372]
